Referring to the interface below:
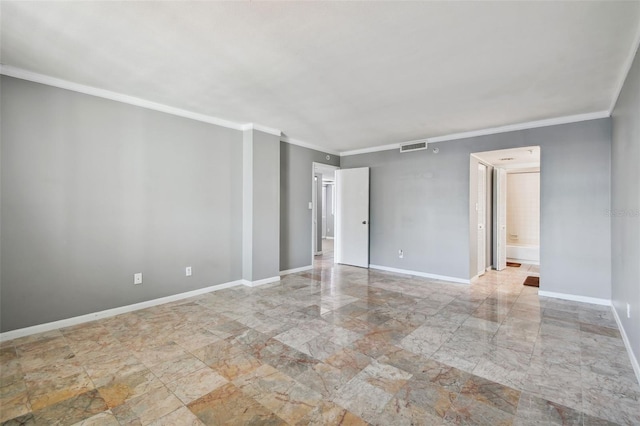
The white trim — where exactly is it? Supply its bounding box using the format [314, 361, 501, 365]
[508, 258, 540, 266]
[612, 305, 640, 385]
[281, 136, 340, 157]
[609, 21, 640, 113]
[340, 112, 610, 157]
[369, 264, 470, 284]
[427, 111, 610, 143]
[538, 290, 611, 306]
[0, 65, 286, 136]
[315, 251, 323, 256]
[242, 276, 281, 288]
[280, 265, 313, 276]
[0, 280, 243, 342]
[470, 153, 494, 168]
[1, 66, 615, 159]
[242, 123, 281, 137]
[340, 143, 400, 157]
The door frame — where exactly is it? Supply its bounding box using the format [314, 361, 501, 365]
[311, 162, 340, 262]
[470, 146, 541, 280]
[469, 154, 493, 280]
[477, 163, 487, 277]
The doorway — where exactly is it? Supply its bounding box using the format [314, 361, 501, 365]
[470, 146, 541, 278]
[312, 162, 339, 265]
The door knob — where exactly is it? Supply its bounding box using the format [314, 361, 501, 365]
[362, 221, 367, 225]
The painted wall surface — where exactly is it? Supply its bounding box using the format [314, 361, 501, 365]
[507, 172, 540, 246]
[280, 143, 339, 272]
[342, 118, 612, 299]
[0, 76, 243, 332]
[251, 131, 281, 281]
[612, 45, 640, 368]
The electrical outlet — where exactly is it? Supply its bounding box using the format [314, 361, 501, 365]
[627, 303, 631, 319]
[134, 273, 142, 285]
[186, 266, 192, 277]
[398, 249, 404, 259]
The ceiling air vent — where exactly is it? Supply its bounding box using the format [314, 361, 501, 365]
[399, 141, 428, 153]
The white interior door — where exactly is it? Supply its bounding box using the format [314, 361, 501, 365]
[496, 167, 507, 270]
[336, 167, 369, 268]
[477, 164, 487, 276]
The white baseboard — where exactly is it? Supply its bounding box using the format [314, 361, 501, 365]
[612, 305, 640, 386]
[280, 265, 313, 276]
[507, 257, 540, 266]
[0, 280, 244, 342]
[538, 290, 611, 306]
[314, 251, 323, 256]
[242, 276, 280, 288]
[369, 264, 470, 284]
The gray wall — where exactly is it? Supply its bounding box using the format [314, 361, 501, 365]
[342, 118, 612, 299]
[612, 45, 640, 366]
[1, 76, 244, 331]
[251, 131, 280, 281]
[280, 143, 339, 272]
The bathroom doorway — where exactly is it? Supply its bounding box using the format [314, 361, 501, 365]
[470, 146, 541, 276]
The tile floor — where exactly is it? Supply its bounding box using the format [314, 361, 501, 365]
[1, 242, 639, 425]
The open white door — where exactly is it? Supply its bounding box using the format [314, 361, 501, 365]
[495, 168, 507, 270]
[336, 168, 369, 268]
[477, 164, 487, 276]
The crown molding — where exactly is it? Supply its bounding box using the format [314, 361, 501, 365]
[340, 137, 435, 157]
[242, 123, 282, 137]
[0, 65, 285, 135]
[426, 111, 610, 143]
[1, 65, 612, 157]
[609, 21, 640, 114]
[340, 111, 609, 157]
[280, 136, 340, 157]
[340, 143, 400, 157]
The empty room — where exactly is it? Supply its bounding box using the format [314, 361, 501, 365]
[1, 1, 640, 425]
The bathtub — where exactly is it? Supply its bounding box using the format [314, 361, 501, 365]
[506, 244, 539, 264]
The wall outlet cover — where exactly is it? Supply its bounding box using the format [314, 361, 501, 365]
[134, 273, 142, 285]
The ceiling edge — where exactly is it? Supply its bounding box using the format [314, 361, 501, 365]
[340, 143, 400, 157]
[426, 111, 610, 143]
[608, 19, 640, 114]
[241, 123, 281, 137]
[0, 64, 266, 133]
[280, 136, 340, 157]
[0, 65, 613, 158]
[340, 110, 609, 157]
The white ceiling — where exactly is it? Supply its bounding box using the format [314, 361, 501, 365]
[2, 1, 639, 153]
[474, 146, 540, 170]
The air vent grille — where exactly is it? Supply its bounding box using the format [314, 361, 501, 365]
[400, 141, 427, 153]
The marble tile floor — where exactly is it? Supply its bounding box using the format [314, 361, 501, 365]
[1, 257, 638, 425]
